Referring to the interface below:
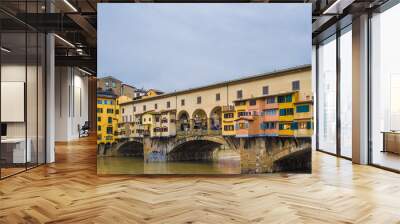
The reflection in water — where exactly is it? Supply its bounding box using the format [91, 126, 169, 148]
[97, 157, 240, 174]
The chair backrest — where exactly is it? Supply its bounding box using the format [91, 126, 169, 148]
[82, 121, 90, 129]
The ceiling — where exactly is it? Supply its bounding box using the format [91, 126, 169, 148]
[0, 0, 391, 75]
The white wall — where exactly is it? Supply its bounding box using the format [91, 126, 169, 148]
[55, 67, 89, 141]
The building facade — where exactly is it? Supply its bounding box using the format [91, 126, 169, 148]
[116, 65, 313, 140]
[97, 91, 118, 144]
[97, 76, 122, 96]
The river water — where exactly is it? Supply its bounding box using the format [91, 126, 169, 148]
[97, 157, 241, 174]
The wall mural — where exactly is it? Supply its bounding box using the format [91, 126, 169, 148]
[96, 3, 312, 174]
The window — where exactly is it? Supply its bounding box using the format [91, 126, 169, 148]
[98, 126, 101, 131]
[133, 106, 136, 112]
[181, 99, 185, 106]
[216, 93, 220, 101]
[224, 125, 234, 131]
[107, 109, 113, 114]
[149, 118, 151, 122]
[340, 27, 352, 158]
[130, 115, 132, 122]
[249, 99, 256, 106]
[107, 127, 113, 134]
[263, 109, 276, 116]
[279, 108, 294, 116]
[97, 100, 102, 104]
[292, 80, 300, 91]
[116, 109, 119, 115]
[105, 81, 109, 87]
[296, 105, 310, 113]
[261, 122, 276, 130]
[97, 117, 101, 122]
[299, 122, 309, 129]
[278, 94, 292, 103]
[307, 121, 312, 129]
[237, 90, 243, 99]
[266, 97, 275, 104]
[291, 122, 298, 130]
[263, 86, 269, 95]
[370, 6, 400, 170]
[108, 117, 112, 124]
[155, 103, 158, 109]
[103, 100, 108, 105]
[155, 116, 160, 122]
[166, 101, 171, 108]
[97, 108, 103, 113]
[224, 113, 234, 119]
[110, 100, 113, 105]
[238, 122, 248, 129]
[318, 35, 337, 154]
[122, 108, 124, 114]
[238, 111, 250, 117]
[143, 105, 146, 111]
[235, 101, 246, 106]
[197, 96, 201, 104]
[112, 82, 116, 88]
[279, 123, 291, 130]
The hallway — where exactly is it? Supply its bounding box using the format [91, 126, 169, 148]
[0, 136, 399, 223]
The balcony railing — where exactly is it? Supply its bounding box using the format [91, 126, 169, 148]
[176, 129, 221, 137]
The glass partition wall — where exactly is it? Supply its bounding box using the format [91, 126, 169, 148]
[0, 4, 46, 179]
[339, 26, 352, 159]
[316, 25, 352, 159]
[317, 35, 337, 155]
[370, 3, 400, 171]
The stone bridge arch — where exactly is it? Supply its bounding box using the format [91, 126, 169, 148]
[271, 137, 312, 172]
[108, 139, 144, 157]
[167, 135, 238, 161]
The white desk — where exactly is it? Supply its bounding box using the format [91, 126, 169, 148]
[1, 138, 31, 163]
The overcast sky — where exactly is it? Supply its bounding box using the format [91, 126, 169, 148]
[98, 4, 311, 92]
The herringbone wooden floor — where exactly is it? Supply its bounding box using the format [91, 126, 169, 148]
[1, 136, 400, 224]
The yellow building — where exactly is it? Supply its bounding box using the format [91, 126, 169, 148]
[97, 91, 118, 144]
[222, 105, 235, 136]
[277, 92, 297, 136]
[142, 89, 164, 99]
[293, 100, 314, 137]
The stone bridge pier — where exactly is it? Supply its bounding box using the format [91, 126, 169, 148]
[239, 137, 311, 173]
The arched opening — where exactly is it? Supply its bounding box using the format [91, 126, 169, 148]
[177, 110, 190, 132]
[192, 109, 207, 130]
[168, 140, 222, 161]
[117, 141, 144, 157]
[209, 106, 222, 131]
[273, 148, 311, 172]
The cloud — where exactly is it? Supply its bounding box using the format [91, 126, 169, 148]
[98, 3, 311, 92]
